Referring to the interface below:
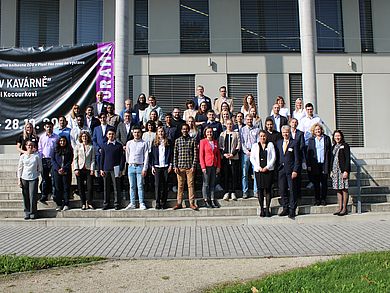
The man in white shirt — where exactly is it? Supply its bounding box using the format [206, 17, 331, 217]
[125, 125, 149, 210]
[213, 86, 234, 115]
[298, 103, 323, 145]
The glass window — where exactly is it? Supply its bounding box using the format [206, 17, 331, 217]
[227, 74, 258, 109]
[180, 0, 210, 53]
[75, 0, 103, 44]
[315, 0, 344, 52]
[359, 0, 374, 53]
[17, 0, 59, 47]
[241, 0, 300, 52]
[134, 0, 148, 54]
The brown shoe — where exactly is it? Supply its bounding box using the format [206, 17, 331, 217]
[190, 204, 199, 211]
[173, 204, 182, 210]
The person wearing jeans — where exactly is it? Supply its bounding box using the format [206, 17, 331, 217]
[17, 141, 42, 220]
[240, 114, 260, 198]
[199, 127, 221, 208]
[125, 126, 149, 210]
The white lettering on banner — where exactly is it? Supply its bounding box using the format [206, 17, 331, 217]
[101, 91, 112, 99]
[99, 80, 111, 89]
[99, 69, 112, 78]
[2, 77, 51, 89]
[0, 80, 4, 88]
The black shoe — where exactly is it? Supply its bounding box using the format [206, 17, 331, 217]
[161, 202, 168, 210]
[114, 206, 121, 210]
[39, 199, 48, 205]
[288, 213, 296, 220]
[259, 208, 265, 217]
[314, 201, 321, 206]
[212, 200, 220, 208]
[204, 200, 212, 208]
[102, 206, 109, 210]
[265, 208, 271, 217]
[321, 200, 327, 206]
[338, 210, 348, 216]
[155, 204, 162, 210]
[30, 214, 37, 220]
[278, 209, 289, 217]
[333, 210, 341, 216]
[24, 215, 30, 220]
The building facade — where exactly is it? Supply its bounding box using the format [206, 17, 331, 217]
[0, 0, 388, 148]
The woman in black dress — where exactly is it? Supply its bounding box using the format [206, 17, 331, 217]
[16, 122, 39, 155]
[250, 130, 276, 217]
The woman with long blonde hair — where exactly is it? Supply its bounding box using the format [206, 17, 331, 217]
[16, 122, 39, 155]
[149, 126, 173, 209]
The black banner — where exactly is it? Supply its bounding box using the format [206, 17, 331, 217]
[0, 43, 114, 144]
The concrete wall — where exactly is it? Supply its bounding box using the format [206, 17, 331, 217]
[0, 0, 17, 47]
[59, 0, 75, 45]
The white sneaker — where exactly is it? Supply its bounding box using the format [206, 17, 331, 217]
[125, 203, 136, 210]
[223, 193, 230, 201]
[253, 192, 258, 198]
[231, 193, 237, 201]
[56, 206, 61, 211]
[140, 203, 147, 210]
[62, 205, 69, 211]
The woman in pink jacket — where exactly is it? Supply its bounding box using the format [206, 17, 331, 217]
[199, 127, 221, 208]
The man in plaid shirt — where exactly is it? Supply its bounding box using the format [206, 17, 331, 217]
[173, 123, 198, 210]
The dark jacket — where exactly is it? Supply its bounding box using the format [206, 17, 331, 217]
[307, 135, 332, 175]
[149, 141, 173, 167]
[100, 141, 124, 171]
[92, 124, 115, 153]
[290, 129, 306, 163]
[276, 139, 301, 174]
[331, 142, 351, 173]
[52, 149, 74, 174]
[266, 115, 288, 132]
[192, 96, 212, 110]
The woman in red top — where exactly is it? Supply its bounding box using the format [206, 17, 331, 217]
[199, 127, 221, 208]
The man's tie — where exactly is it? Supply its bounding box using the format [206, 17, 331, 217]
[283, 140, 288, 154]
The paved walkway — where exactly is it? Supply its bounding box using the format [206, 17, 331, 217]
[0, 219, 389, 259]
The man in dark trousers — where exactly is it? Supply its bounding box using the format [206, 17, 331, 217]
[100, 129, 124, 210]
[276, 125, 301, 219]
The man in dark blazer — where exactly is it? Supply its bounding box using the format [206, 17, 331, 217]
[84, 105, 100, 135]
[276, 125, 302, 219]
[192, 85, 212, 110]
[306, 124, 332, 206]
[267, 103, 288, 132]
[289, 118, 305, 200]
[91, 91, 109, 117]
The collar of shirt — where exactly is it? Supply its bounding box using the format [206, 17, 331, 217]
[107, 141, 116, 145]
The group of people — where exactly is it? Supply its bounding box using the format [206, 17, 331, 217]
[16, 85, 351, 220]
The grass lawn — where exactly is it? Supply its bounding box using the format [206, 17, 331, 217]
[0, 255, 104, 275]
[206, 251, 390, 293]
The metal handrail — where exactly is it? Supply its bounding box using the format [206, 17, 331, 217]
[321, 122, 362, 214]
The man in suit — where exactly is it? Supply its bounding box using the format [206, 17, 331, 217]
[289, 118, 305, 200]
[201, 110, 223, 140]
[91, 91, 109, 117]
[276, 125, 301, 219]
[267, 103, 288, 132]
[84, 105, 100, 135]
[213, 86, 234, 115]
[100, 129, 124, 210]
[92, 113, 115, 190]
[306, 123, 332, 206]
[192, 85, 212, 110]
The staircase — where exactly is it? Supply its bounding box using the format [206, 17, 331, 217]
[1, 148, 390, 226]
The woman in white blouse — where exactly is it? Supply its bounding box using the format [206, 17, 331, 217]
[250, 130, 276, 217]
[292, 98, 306, 122]
[17, 140, 42, 220]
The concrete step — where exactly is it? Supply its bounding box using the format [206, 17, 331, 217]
[0, 192, 23, 200]
[361, 202, 390, 213]
[0, 208, 58, 218]
[1, 212, 390, 227]
[352, 165, 390, 172]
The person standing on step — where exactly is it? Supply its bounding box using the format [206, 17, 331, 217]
[100, 129, 124, 210]
[73, 131, 95, 210]
[125, 125, 149, 210]
[331, 130, 351, 216]
[17, 141, 42, 220]
[307, 123, 331, 206]
[173, 123, 198, 210]
[199, 127, 221, 208]
[52, 137, 73, 211]
[276, 125, 301, 219]
[149, 126, 173, 210]
[240, 114, 260, 199]
[219, 119, 241, 201]
[38, 121, 59, 203]
[251, 130, 276, 217]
